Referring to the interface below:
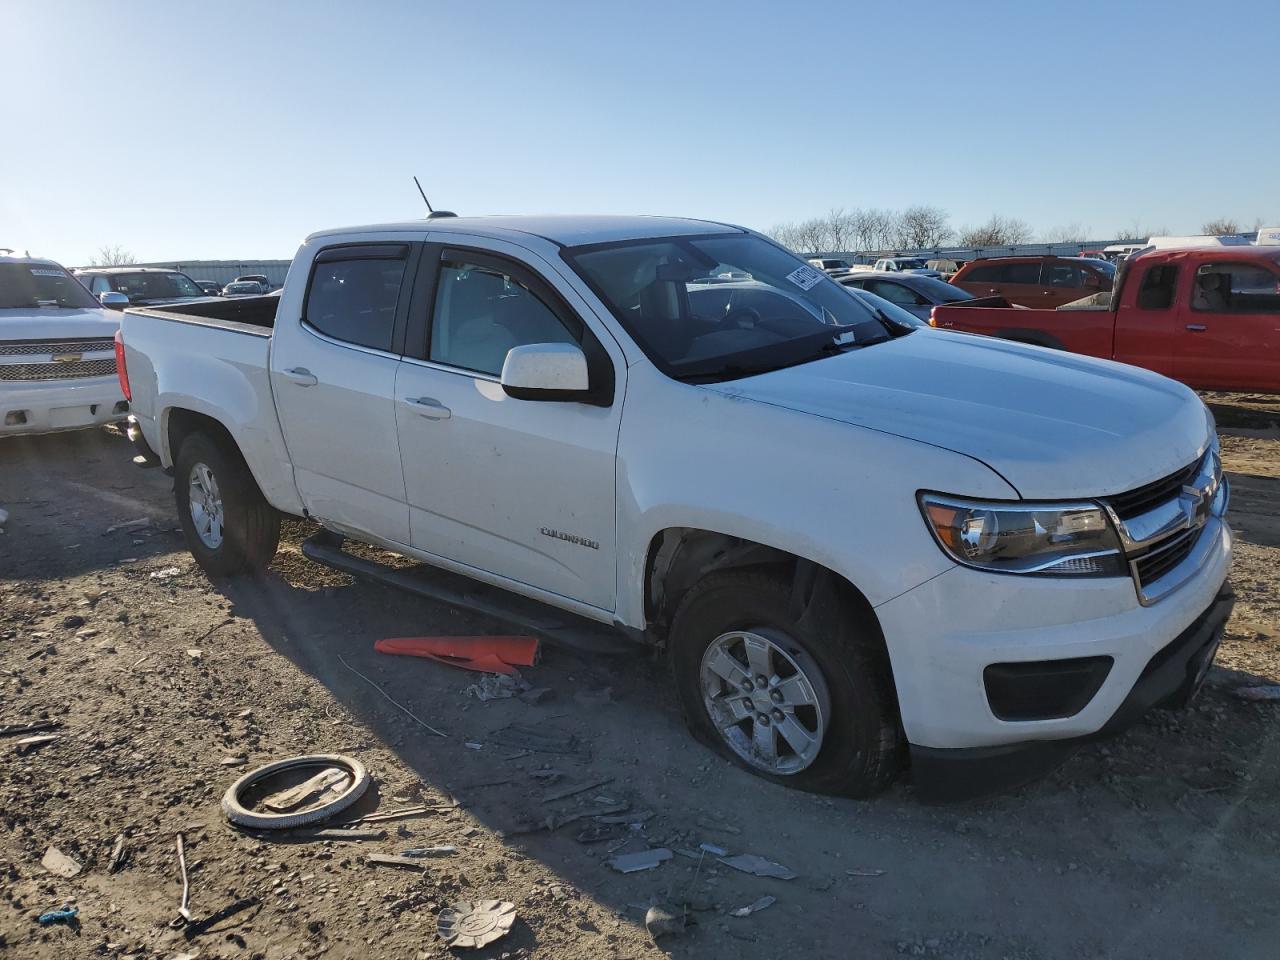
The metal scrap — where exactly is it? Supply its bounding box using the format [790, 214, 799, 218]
[607, 847, 673, 873]
[718, 853, 797, 880]
[437, 899, 517, 949]
[730, 895, 776, 917]
[0, 719, 60, 737]
[541, 777, 613, 803]
[366, 853, 428, 871]
[107, 833, 130, 873]
[173, 833, 193, 925]
[15, 734, 60, 754]
[40, 846, 82, 878]
[282, 827, 386, 841]
[402, 845, 457, 858]
[261, 767, 350, 812]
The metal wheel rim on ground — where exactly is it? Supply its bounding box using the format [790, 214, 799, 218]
[188, 461, 225, 549]
[700, 628, 831, 774]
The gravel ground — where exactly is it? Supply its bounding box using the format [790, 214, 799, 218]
[1, 403, 1278, 960]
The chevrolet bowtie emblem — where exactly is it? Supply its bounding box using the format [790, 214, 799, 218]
[52, 352, 83, 363]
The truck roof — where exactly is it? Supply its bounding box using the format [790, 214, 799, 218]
[74, 266, 185, 274]
[1132, 244, 1280, 263]
[0, 249, 59, 268]
[305, 215, 744, 248]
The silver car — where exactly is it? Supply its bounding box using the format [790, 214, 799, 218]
[839, 271, 976, 322]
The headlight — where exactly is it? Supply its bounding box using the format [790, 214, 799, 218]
[919, 493, 1125, 576]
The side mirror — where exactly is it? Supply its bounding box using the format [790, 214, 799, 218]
[99, 291, 129, 310]
[500, 343, 590, 401]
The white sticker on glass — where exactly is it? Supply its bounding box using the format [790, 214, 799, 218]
[785, 265, 824, 290]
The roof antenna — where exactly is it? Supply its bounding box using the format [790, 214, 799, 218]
[413, 176, 457, 219]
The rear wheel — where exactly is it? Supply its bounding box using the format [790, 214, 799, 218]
[668, 570, 902, 796]
[174, 432, 280, 577]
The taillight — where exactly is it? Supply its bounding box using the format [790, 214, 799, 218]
[114, 329, 131, 401]
[927, 307, 938, 328]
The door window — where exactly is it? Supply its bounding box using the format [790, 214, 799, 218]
[304, 248, 407, 351]
[866, 279, 922, 305]
[1043, 263, 1086, 288]
[1000, 263, 1042, 284]
[1192, 262, 1280, 313]
[430, 255, 579, 377]
[1136, 264, 1178, 309]
[960, 264, 1000, 283]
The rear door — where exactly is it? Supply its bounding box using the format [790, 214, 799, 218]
[270, 240, 418, 545]
[1040, 261, 1094, 307]
[1176, 258, 1280, 391]
[393, 238, 625, 612]
[953, 261, 1004, 299]
[998, 261, 1047, 306]
[1111, 259, 1181, 379]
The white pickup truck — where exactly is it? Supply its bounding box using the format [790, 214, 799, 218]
[120, 215, 1233, 800]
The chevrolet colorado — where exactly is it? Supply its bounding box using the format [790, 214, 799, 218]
[119, 216, 1233, 799]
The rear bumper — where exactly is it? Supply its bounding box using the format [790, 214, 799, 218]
[1, 377, 128, 436]
[911, 585, 1234, 801]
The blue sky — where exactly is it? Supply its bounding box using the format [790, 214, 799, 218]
[4, 0, 1276, 265]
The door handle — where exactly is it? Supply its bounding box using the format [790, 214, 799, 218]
[1186, 324, 1207, 332]
[282, 367, 318, 386]
[404, 396, 451, 420]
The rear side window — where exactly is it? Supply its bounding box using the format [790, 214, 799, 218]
[866, 279, 922, 305]
[1192, 262, 1280, 314]
[1044, 263, 1086, 288]
[1000, 263, 1042, 284]
[1137, 264, 1178, 309]
[960, 264, 1000, 283]
[304, 246, 407, 352]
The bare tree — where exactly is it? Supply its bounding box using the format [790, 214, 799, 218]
[897, 205, 952, 248]
[89, 244, 136, 266]
[1201, 217, 1240, 236]
[1112, 221, 1168, 243]
[1041, 222, 1091, 244]
[956, 215, 1033, 247]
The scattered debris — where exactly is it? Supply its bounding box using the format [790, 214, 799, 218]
[180, 896, 260, 941]
[437, 899, 517, 949]
[718, 853, 797, 880]
[16, 734, 61, 754]
[465, 741, 484, 750]
[607, 847, 673, 873]
[695, 815, 742, 835]
[466, 673, 527, 701]
[596, 809, 653, 825]
[284, 827, 386, 841]
[222, 755, 372, 830]
[698, 842, 728, 857]
[336, 654, 447, 738]
[366, 854, 429, 871]
[185, 648, 202, 661]
[1235, 685, 1280, 702]
[74, 628, 99, 640]
[105, 517, 150, 534]
[541, 777, 613, 803]
[107, 833, 130, 873]
[343, 804, 443, 825]
[150, 566, 182, 580]
[519, 686, 556, 705]
[40, 846, 82, 878]
[0, 719, 60, 737]
[645, 904, 688, 940]
[575, 825, 619, 844]
[488, 722, 583, 756]
[220, 756, 248, 767]
[845, 868, 886, 878]
[402, 845, 457, 858]
[376, 635, 539, 676]
[37, 906, 78, 926]
[730, 895, 776, 918]
[261, 767, 351, 812]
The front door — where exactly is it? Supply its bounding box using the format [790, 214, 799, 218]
[270, 241, 416, 545]
[394, 241, 623, 612]
[1176, 259, 1280, 392]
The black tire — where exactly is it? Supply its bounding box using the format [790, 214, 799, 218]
[668, 570, 901, 797]
[174, 431, 280, 577]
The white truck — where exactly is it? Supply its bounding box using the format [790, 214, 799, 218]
[1, 250, 130, 436]
[119, 215, 1233, 800]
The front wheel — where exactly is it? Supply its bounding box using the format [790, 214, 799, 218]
[668, 570, 902, 797]
[174, 432, 280, 577]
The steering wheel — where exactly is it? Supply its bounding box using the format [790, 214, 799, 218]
[721, 306, 763, 329]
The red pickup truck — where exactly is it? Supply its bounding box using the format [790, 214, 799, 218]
[930, 245, 1280, 393]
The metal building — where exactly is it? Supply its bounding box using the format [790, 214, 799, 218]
[127, 259, 293, 288]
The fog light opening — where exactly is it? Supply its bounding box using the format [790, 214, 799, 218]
[4, 410, 28, 426]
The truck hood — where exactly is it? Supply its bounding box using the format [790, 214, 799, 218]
[0, 306, 120, 342]
[706, 330, 1211, 500]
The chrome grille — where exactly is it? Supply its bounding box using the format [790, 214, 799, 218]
[0, 358, 117, 381]
[0, 338, 115, 357]
[1105, 455, 1204, 520]
[1133, 527, 1201, 586]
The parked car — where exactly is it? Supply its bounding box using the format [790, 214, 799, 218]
[931, 244, 1280, 393]
[76, 267, 210, 309]
[1, 249, 129, 435]
[233, 274, 272, 291]
[222, 280, 267, 297]
[839, 271, 978, 321]
[843, 285, 930, 328]
[925, 258, 964, 278]
[807, 258, 853, 276]
[119, 214, 1232, 801]
[871, 257, 942, 278]
[195, 280, 223, 296]
[950, 256, 1115, 307]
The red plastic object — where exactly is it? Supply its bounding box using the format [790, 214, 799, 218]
[374, 636, 540, 676]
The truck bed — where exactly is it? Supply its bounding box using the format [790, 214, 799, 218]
[127, 293, 278, 336]
[930, 300, 1116, 358]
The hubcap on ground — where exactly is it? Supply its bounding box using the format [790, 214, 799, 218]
[188, 461, 224, 549]
[699, 629, 831, 775]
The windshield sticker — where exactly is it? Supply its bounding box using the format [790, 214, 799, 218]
[785, 265, 824, 290]
[29, 268, 65, 278]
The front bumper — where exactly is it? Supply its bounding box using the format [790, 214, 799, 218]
[1, 376, 128, 436]
[874, 514, 1232, 796]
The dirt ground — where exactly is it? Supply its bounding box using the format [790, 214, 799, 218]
[2, 397, 1278, 960]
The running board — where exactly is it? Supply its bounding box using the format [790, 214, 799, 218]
[300, 530, 640, 656]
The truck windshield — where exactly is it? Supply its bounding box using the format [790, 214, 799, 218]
[108, 272, 205, 301]
[564, 234, 899, 382]
[0, 263, 99, 309]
